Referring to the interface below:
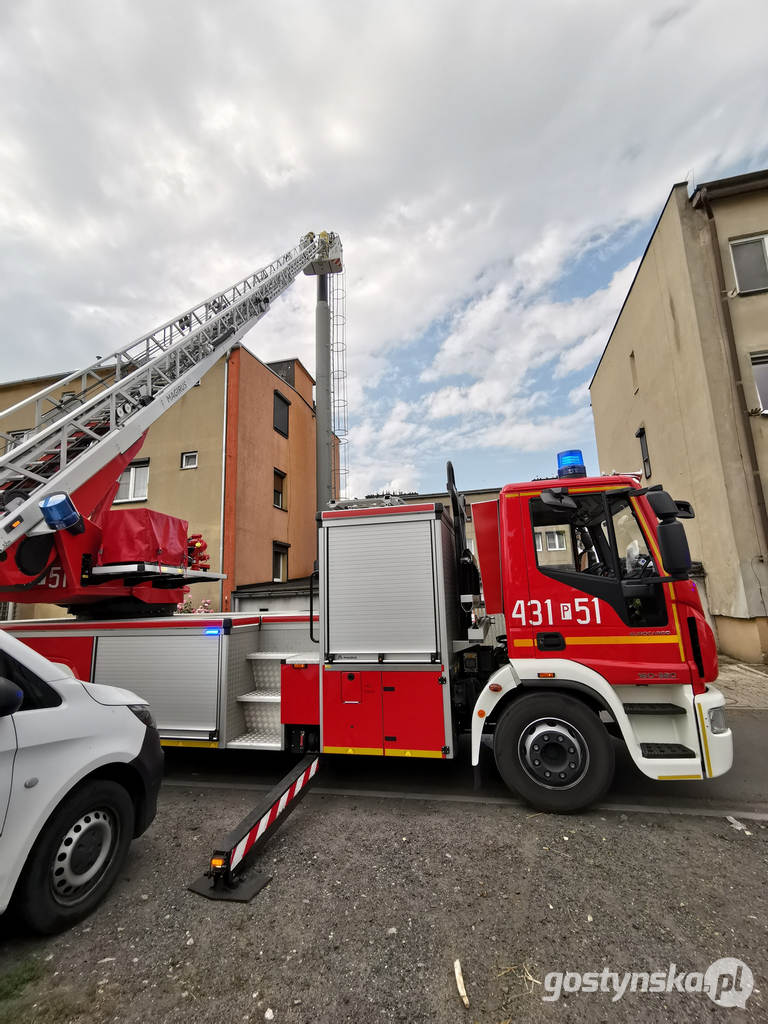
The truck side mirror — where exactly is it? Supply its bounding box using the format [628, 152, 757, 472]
[657, 520, 691, 576]
[0, 677, 23, 716]
[646, 490, 679, 519]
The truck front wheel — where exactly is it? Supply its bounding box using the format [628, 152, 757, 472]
[493, 693, 614, 812]
[14, 780, 135, 934]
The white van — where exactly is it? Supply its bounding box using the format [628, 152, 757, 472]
[0, 630, 162, 934]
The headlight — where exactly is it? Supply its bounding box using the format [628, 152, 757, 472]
[129, 704, 156, 730]
[708, 706, 728, 734]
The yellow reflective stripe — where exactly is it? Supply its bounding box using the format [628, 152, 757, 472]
[564, 635, 679, 645]
[658, 774, 702, 780]
[515, 634, 680, 647]
[669, 594, 686, 662]
[697, 704, 713, 778]
[161, 739, 219, 749]
[385, 748, 444, 759]
[505, 486, 628, 498]
[322, 745, 384, 756]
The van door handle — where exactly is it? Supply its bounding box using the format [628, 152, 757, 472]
[536, 632, 566, 651]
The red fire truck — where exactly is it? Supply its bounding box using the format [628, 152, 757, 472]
[0, 237, 731, 814]
[4, 458, 731, 813]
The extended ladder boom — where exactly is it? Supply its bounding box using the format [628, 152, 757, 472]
[0, 233, 342, 552]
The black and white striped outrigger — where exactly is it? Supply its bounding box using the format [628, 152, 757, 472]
[189, 754, 320, 902]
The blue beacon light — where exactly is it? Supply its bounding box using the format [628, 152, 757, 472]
[39, 492, 85, 533]
[556, 449, 587, 479]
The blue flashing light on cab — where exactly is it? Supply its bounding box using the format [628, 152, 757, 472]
[556, 449, 587, 479]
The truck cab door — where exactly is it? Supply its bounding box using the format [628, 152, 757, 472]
[523, 489, 689, 686]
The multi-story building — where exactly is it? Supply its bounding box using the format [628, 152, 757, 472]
[590, 169, 768, 661]
[0, 346, 321, 619]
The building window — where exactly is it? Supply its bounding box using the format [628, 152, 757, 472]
[272, 542, 289, 582]
[731, 236, 768, 294]
[181, 451, 198, 470]
[535, 531, 543, 552]
[274, 391, 290, 437]
[629, 350, 639, 394]
[635, 426, 651, 479]
[750, 353, 768, 411]
[545, 530, 566, 551]
[273, 469, 286, 509]
[115, 460, 149, 502]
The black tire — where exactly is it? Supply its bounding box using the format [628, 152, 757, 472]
[493, 693, 614, 813]
[13, 780, 135, 934]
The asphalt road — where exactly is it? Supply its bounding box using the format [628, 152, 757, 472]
[163, 709, 768, 816]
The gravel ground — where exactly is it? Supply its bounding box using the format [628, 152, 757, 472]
[1, 785, 766, 1024]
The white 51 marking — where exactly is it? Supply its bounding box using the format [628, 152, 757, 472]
[509, 597, 602, 627]
[45, 566, 68, 589]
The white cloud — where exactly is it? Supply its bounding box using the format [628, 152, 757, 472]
[0, 0, 767, 494]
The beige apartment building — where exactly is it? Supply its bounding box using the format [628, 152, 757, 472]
[0, 346, 321, 619]
[590, 169, 768, 661]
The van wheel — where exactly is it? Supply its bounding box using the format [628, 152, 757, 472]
[494, 693, 614, 813]
[14, 780, 134, 934]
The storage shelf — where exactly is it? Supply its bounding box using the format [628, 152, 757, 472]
[227, 729, 282, 750]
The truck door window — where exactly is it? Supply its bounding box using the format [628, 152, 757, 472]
[0, 652, 61, 711]
[532, 494, 614, 576]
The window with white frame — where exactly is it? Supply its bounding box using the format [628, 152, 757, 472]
[181, 450, 198, 470]
[731, 235, 768, 294]
[115, 460, 149, 502]
[272, 542, 289, 582]
[545, 529, 566, 551]
[535, 531, 543, 552]
[273, 469, 286, 509]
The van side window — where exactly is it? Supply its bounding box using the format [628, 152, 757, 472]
[0, 652, 61, 710]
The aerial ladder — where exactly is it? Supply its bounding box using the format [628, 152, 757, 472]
[0, 232, 343, 616]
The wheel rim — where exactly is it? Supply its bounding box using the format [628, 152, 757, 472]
[50, 808, 119, 905]
[518, 717, 590, 790]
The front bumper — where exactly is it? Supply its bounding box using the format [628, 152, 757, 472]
[129, 725, 164, 835]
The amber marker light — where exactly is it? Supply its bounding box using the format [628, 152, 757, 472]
[477, 709, 486, 718]
[538, 672, 556, 678]
[210, 855, 227, 870]
[489, 683, 503, 692]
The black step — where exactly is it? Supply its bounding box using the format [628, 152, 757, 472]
[623, 702, 686, 716]
[640, 743, 697, 759]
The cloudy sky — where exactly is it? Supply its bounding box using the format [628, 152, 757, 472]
[2, 1, 767, 497]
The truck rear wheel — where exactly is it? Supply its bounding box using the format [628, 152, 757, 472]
[14, 780, 135, 934]
[493, 693, 614, 812]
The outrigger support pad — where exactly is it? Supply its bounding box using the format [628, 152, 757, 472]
[188, 753, 320, 902]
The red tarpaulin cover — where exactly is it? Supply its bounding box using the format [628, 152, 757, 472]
[99, 509, 189, 566]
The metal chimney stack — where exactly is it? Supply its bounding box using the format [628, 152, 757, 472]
[303, 232, 343, 511]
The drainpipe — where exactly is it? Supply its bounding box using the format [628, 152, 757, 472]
[695, 188, 768, 557]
